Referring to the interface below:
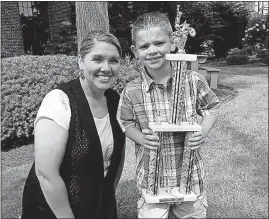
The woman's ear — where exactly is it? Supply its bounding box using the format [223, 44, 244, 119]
[130, 45, 139, 59]
[78, 54, 84, 70]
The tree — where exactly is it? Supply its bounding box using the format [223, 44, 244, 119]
[76, 2, 109, 50]
[108, 2, 249, 58]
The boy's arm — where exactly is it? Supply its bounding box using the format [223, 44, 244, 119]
[188, 114, 218, 149]
[117, 89, 159, 150]
[188, 74, 220, 149]
[126, 128, 159, 150]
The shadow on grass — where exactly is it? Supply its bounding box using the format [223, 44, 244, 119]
[116, 179, 139, 218]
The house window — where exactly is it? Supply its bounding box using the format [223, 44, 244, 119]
[18, 1, 38, 17]
[255, 2, 268, 15]
[19, 1, 50, 55]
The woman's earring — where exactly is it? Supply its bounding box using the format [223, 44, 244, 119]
[80, 70, 85, 80]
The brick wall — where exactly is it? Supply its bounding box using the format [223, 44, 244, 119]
[1, 2, 24, 58]
[48, 2, 73, 40]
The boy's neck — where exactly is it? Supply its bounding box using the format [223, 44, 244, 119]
[145, 61, 172, 85]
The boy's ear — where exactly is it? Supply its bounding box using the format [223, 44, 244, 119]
[170, 37, 176, 53]
[78, 54, 84, 70]
[130, 45, 139, 59]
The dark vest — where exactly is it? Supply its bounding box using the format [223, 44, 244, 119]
[21, 77, 125, 219]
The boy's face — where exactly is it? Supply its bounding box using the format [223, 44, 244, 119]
[131, 26, 173, 71]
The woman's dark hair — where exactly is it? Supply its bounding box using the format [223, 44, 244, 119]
[79, 31, 122, 59]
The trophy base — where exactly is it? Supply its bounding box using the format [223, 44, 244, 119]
[142, 187, 197, 204]
[148, 122, 202, 132]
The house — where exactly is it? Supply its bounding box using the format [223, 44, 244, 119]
[1, 1, 75, 57]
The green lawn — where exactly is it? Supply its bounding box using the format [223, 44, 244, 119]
[1, 63, 268, 218]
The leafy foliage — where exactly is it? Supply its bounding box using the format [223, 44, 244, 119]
[44, 21, 78, 56]
[228, 48, 248, 56]
[226, 54, 249, 65]
[256, 49, 268, 65]
[108, 2, 249, 58]
[242, 13, 269, 55]
[1, 55, 78, 149]
[1, 55, 141, 149]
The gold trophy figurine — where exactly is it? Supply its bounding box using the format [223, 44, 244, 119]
[142, 5, 201, 204]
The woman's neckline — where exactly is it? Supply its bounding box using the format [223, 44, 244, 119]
[93, 113, 109, 120]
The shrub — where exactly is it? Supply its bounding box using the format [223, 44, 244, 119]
[113, 56, 141, 93]
[256, 49, 268, 59]
[1, 55, 140, 150]
[226, 55, 249, 65]
[260, 56, 268, 66]
[256, 49, 268, 65]
[242, 13, 269, 55]
[1, 55, 78, 149]
[228, 48, 248, 56]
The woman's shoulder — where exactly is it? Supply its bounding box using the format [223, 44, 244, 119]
[42, 89, 70, 111]
[45, 89, 68, 100]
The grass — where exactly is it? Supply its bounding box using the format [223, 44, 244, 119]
[203, 68, 268, 218]
[1, 63, 268, 218]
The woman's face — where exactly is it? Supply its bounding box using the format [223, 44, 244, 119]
[79, 41, 121, 92]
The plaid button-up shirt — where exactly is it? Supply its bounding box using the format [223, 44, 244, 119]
[117, 66, 220, 193]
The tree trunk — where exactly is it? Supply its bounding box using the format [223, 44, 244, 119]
[76, 2, 109, 51]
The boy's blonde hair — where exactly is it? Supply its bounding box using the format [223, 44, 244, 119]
[131, 12, 173, 45]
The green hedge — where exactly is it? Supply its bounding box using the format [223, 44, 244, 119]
[256, 50, 268, 65]
[226, 55, 249, 65]
[1, 55, 140, 150]
[228, 49, 248, 56]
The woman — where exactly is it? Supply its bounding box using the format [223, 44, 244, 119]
[21, 31, 126, 219]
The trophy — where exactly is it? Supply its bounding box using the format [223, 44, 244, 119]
[142, 5, 202, 204]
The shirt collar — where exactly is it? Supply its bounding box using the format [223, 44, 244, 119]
[141, 67, 155, 92]
[141, 62, 174, 93]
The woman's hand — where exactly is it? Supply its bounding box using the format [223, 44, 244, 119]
[141, 129, 160, 150]
[187, 130, 206, 150]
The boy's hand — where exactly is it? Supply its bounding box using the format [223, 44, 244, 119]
[141, 129, 160, 150]
[188, 130, 206, 150]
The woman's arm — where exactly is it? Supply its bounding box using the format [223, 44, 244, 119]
[35, 118, 75, 218]
[114, 144, 125, 189]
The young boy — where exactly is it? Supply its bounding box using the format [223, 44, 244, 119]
[117, 12, 220, 218]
